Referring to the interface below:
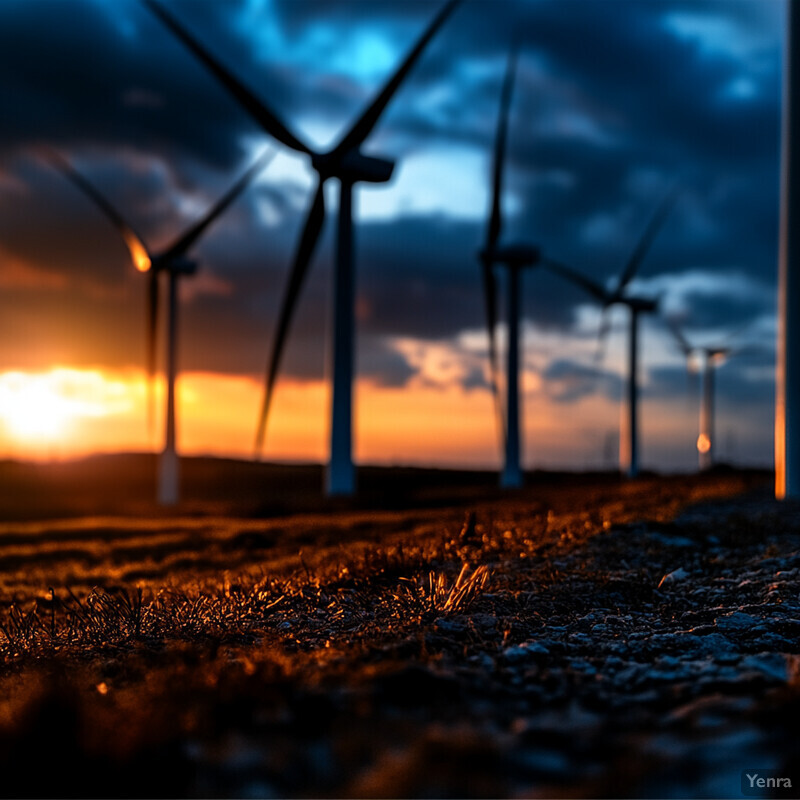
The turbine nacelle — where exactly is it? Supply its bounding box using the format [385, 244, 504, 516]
[313, 150, 395, 184]
[706, 347, 731, 364]
[615, 295, 658, 314]
[151, 255, 198, 276]
[480, 242, 541, 269]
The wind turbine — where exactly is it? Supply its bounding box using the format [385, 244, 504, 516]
[479, 49, 541, 489]
[778, 0, 800, 499]
[47, 147, 273, 505]
[667, 320, 732, 471]
[541, 188, 679, 477]
[144, 0, 463, 497]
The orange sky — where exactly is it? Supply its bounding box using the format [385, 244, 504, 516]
[0, 361, 708, 471]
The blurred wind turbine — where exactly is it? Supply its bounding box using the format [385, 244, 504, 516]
[144, 0, 462, 497]
[479, 49, 541, 489]
[667, 319, 733, 471]
[47, 147, 273, 505]
[542, 188, 679, 477]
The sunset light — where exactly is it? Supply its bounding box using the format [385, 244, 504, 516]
[0, 372, 72, 440]
[123, 231, 151, 272]
[0, 368, 138, 450]
[697, 433, 711, 454]
[0, 360, 739, 470]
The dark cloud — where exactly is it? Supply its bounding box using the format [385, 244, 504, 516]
[459, 365, 490, 392]
[647, 354, 773, 409]
[542, 358, 622, 403]
[678, 288, 772, 331]
[357, 336, 417, 388]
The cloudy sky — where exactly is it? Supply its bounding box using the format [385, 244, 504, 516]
[0, 0, 783, 470]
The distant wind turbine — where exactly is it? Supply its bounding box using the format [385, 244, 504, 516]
[667, 319, 733, 471]
[541, 188, 679, 477]
[144, 0, 462, 497]
[47, 147, 273, 505]
[479, 49, 541, 489]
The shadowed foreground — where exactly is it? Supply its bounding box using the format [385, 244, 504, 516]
[0, 459, 796, 798]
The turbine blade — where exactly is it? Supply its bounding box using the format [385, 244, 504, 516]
[541, 257, 609, 303]
[480, 257, 505, 450]
[481, 259, 499, 379]
[665, 317, 693, 356]
[719, 318, 754, 347]
[146, 270, 160, 436]
[595, 307, 612, 366]
[161, 147, 275, 261]
[614, 184, 680, 297]
[255, 181, 326, 457]
[143, 0, 312, 156]
[333, 0, 461, 155]
[45, 148, 152, 272]
[486, 48, 518, 251]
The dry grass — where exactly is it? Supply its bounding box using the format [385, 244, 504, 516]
[0, 463, 779, 798]
[0, 560, 495, 663]
[397, 563, 492, 619]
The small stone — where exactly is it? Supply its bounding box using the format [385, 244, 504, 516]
[512, 747, 571, 777]
[658, 568, 690, 587]
[433, 616, 468, 634]
[697, 633, 738, 656]
[714, 611, 759, 633]
[739, 652, 789, 682]
[714, 652, 741, 665]
[471, 613, 498, 633]
[503, 641, 550, 663]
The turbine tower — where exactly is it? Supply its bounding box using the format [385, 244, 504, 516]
[479, 50, 540, 488]
[667, 320, 731, 470]
[541, 188, 678, 477]
[144, 0, 462, 497]
[48, 148, 273, 505]
[778, 0, 800, 499]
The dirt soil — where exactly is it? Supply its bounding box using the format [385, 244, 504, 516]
[0, 459, 797, 799]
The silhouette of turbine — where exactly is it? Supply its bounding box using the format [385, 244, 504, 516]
[667, 318, 739, 471]
[48, 147, 273, 504]
[778, 0, 800, 499]
[542, 188, 679, 477]
[479, 49, 540, 489]
[145, 0, 462, 497]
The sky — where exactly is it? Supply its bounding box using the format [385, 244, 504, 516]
[0, 0, 784, 471]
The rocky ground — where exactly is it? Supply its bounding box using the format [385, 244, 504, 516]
[0, 464, 798, 798]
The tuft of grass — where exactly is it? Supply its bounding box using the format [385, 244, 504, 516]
[397, 563, 492, 619]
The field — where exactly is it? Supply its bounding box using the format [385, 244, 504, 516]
[0, 456, 797, 798]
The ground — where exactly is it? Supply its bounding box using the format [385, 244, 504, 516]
[0, 457, 797, 798]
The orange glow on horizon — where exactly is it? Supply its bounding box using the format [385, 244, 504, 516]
[0, 364, 729, 472]
[0, 368, 143, 458]
[0, 374, 70, 440]
[697, 433, 711, 454]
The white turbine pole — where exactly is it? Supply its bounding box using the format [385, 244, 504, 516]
[698, 355, 714, 471]
[777, 0, 800, 498]
[622, 307, 639, 478]
[158, 270, 180, 506]
[501, 267, 523, 488]
[327, 179, 356, 496]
